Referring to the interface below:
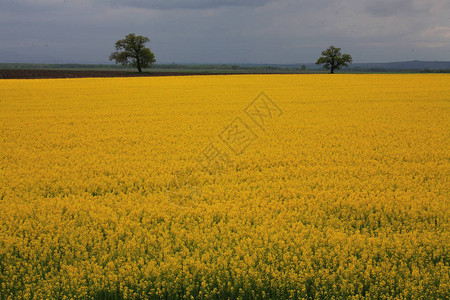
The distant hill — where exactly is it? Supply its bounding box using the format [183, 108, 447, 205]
[349, 61, 450, 70]
[232, 61, 450, 71]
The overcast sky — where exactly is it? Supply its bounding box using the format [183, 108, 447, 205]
[0, 0, 449, 64]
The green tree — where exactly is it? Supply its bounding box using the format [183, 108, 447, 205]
[316, 46, 352, 74]
[109, 33, 156, 72]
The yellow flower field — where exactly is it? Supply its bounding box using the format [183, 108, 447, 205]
[0, 74, 449, 299]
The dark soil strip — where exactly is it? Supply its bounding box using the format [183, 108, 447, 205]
[0, 69, 235, 79]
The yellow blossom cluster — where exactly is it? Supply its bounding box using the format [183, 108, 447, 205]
[0, 74, 449, 299]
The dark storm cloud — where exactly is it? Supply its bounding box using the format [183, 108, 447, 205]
[0, 0, 449, 64]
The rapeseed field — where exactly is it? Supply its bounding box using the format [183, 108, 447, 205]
[0, 74, 448, 299]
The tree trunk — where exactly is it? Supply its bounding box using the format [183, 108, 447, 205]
[136, 56, 142, 72]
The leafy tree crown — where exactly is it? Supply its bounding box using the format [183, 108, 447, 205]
[109, 33, 156, 72]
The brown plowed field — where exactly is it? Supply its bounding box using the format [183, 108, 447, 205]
[0, 69, 220, 79]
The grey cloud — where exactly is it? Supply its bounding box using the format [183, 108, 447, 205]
[0, 0, 59, 14]
[111, 0, 274, 10]
[364, 0, 415, 17]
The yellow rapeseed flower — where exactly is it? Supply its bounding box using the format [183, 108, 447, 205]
[0, 74, 448, 299]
